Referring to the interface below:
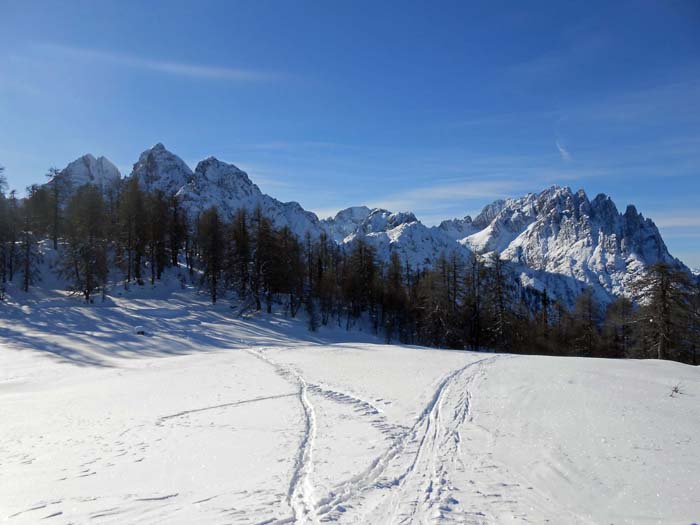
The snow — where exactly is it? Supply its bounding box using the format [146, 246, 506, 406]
[57, 145, 694, 303]
[176, 156, 322, 239]
[50, 154, 122, 193]
[132, 143, 193, 195]
[1, 277, 699, 523]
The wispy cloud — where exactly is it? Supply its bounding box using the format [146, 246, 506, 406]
[556, 139, 572, 161]
[649, 212, 700, 229]
[370, 178, 528, 218]
[36, 43, 275, 82]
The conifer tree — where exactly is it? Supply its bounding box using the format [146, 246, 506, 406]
[118, 177, 146, 286]
[571, 288, 600, 356]
[45, 167, 71, 250]
[603, 296, 634, 358]
[18, 186, 45, 292]
[60, 185, 109, 302]
[485, 254, 513, 351]
[634, 262, 694, 360]
[197, 207, 224, 304]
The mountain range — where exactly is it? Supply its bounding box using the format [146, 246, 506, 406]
[55, 143, 692, 305]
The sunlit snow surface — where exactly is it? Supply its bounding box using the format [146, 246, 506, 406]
[1, 277, 698, 524]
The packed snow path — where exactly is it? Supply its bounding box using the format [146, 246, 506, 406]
[1, 291, 699, 524]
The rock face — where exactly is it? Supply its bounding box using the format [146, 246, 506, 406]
[176, 156, 322, 238]
[131, 143, 193, 195]
[62, 144, 692, 304]
[55, 154, 122, 191]
[337, 208, 469, 268]
[124, 145, 467, 268]
[321, 206, 372, 243]
[457, 186, 686, 302]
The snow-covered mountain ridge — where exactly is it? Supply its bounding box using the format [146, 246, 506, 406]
[54, 143, 693, 303]
[444, 186, 690, 304]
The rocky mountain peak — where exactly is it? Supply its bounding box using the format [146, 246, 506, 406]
[52, 153, 121, 192]
[131, 143, 193, 194]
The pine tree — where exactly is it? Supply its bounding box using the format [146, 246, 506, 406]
[60, 185, 109, 302]
[197, 207, 224, 304]
[118, 177, 146, 286]
[18, 186, 45, 292]
[226, 208, 251, 300]
[4, 190, 20, 283]
[0, 168, 9, 299]
[484, 254, 514, 351]
[634, 262, 693, 360]
[603, 296, 634, 358]
[250, 207, 275, 312]
[145, 190, 169, 284]
[461, 254, 485, 351]
[382, 251, 407, 342]
[45, 167, 72, 250]
[571, 288, 600, 357]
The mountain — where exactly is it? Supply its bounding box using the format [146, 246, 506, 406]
[126, 145, 464, 267]
[321, 206, 372, 243]
[332, 207, 470, 268]
[175, 156, 322, 238]
[59, 143, 691, 304]
[452, 186, 688, 303]
[53, 154, 121, 191]
[131, 143, 193, 195]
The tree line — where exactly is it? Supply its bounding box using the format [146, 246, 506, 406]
[1, 167, 698, 364]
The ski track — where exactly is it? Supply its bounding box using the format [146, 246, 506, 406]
[244, 347, 319, 524]
[157, 392, 297, 423]
[246, 344, 506, 524]
[313, 355, 503, 523]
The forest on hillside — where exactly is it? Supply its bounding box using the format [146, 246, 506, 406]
[1, 166, 698, 364]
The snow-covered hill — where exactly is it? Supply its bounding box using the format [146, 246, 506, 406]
[54, 144, 693, 303]
[1, 283, 698, 524]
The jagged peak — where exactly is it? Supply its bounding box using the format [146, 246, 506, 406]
[590, 193, 619, 221]
[78, 153, 97, 162]
[330, 206, 371, 221]
[473, 199, 507, 228]
[195, 156, 245, 175]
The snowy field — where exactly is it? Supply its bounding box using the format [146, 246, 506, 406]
[1, 278, 699, 524]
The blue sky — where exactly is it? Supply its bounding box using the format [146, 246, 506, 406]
[1, 0, 699, 266]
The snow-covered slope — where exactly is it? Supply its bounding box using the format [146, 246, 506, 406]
[51, 153, 121, 191]
[457, 186, 688, 302]
[176, 156, 322, 237]
[1, 283, 698, 524]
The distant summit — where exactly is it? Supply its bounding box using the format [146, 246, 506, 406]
[56, 145, 692, 305]
[49, 153, 121, 192]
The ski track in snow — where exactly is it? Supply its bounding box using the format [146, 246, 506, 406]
[244, 347, 320, 524]
[313, 355, 503, 524]
[157, 392, 297, 423]
[246, 344, 507, 524]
